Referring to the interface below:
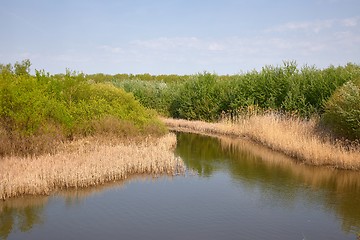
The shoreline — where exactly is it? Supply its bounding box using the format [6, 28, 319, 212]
[1, 114, 359, 200]
[0, 133, 185, 200]
[161, 115, 360, 171]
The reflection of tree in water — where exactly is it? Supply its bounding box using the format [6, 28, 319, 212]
[175, 133, 225, 177]
[175, 132, 360, 234]
[0, 175, 175, 239]
[0, 197, 46, 239]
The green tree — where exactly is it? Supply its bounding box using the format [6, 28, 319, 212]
[14, 59, 31, 76]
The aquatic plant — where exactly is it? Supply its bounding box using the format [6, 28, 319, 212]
[0, 133, 185, 200]
[163, 114, 360, 170]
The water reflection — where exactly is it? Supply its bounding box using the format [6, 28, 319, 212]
[174, 132, 360, 233]
[0, 175, 165, 239]
[0, 196, 47, 239]
[1, 132, 359, 239]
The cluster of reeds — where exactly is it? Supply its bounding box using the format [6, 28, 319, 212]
[218, 136, 360, 190]
[163, 114, 360, 170]
[0, 133, 185, 200]
[217, 135, 360, 231]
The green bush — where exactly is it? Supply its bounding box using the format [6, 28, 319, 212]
[114, 79, 176, 116]
[322, 79, 360, 140]
[170, 73, 222, 121]
[0, 61, 166, 156]
[113, 62, 360, 122]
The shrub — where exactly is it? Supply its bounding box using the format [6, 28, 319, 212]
[114, 79, 176, 116]
[113, 62, 360, 121]
[322, 79, 360, 140]
[0, 61, 166, 156]
[170, 73, 222, 121]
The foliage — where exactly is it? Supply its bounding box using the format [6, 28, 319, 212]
[322, 79, 360, 140]
[0, 61, 165, 156]
[112, 61, 360, 139]
[114, 79, 178, 116]
[86, 72, 190, 84]
[170, 73, 222, 121]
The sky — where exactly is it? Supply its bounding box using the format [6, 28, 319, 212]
[1, 0, 359, 75]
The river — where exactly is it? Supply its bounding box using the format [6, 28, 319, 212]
[1, 132, 359, 239]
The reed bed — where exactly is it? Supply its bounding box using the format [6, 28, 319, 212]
[0, 133, 185, 200]
[218, 136, 360, 191]
[162, 114, 360, 170]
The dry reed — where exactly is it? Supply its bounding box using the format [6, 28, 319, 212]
[0, 133, 185, 200]
[218, 136, 360, 191]
[162, 114, 360, 170]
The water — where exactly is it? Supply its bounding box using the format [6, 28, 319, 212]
[1, 132, 359, 240]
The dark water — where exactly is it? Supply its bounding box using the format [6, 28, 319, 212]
[1, 132, 360, 240]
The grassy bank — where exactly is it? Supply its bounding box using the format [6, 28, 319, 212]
[163, 115, 360, 170]
[0, 133, 185, 200]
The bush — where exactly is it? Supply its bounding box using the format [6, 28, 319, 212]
[114, 79, 176, 116]
[170, 73, 222, 121]
[114, 62, 360, 121]
[0, 61, 166, 156]
[322, 79, 360, 140]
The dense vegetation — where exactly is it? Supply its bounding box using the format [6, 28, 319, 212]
[104, 61, 360, 140]
[1, 60, 359, 157]
[0, 60, 165, 156]
[322, 78, 360, 140]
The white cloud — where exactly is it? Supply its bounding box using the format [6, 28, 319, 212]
[131, 37, 201, 50]
[266, 19, 335, 33]
[99, 45, 123, 53]
[10, 18, 359, 75]
[208, 43, 225, 51]
[340, 17, 359, 27]
[266, 17, 360, 33]
[131, 37, 227, 52]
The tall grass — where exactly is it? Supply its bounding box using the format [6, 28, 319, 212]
[0, 133, 185, 200]
[163, 114, 360, 170]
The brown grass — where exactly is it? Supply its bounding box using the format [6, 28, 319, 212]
[218, 136, 360, 191]
[162, 113, 360, 170]
[0, 133, 185, 200]
[0, 123, 65, 157]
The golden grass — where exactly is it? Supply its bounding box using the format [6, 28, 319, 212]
[162, 114, 360, 170]
[0, 133, 185, 200]
[218, 136, 360, 191]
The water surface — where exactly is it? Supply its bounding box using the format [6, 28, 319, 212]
[1, 132, 359, 239]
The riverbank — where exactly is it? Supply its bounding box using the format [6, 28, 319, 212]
[0, 133, 185, 200]
[162, 114, 360, 170]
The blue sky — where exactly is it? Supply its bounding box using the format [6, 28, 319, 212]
[1, 0, 359, 74]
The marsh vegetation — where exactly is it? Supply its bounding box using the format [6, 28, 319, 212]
[0, 133, 184, 200]
[91, 61, 360, 169]
[1, 60, 359, 200]
[1, 132, 359, 239]
[164, 115, 360, 170]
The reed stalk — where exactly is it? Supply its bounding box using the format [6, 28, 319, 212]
[162, 114, 360, 170]
[0, 133, 185, 200]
